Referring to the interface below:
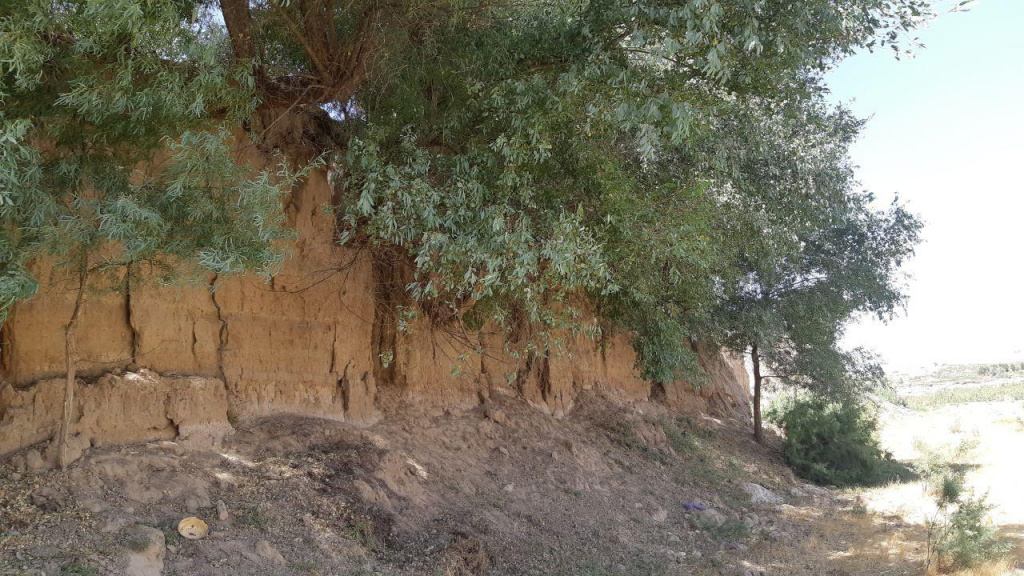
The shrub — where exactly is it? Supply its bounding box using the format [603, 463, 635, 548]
[769, 397, 890, 487]
[919, 440, 1010, 571]
[933, 495, 1007, 570]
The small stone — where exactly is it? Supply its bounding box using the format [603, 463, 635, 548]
[742, 482, 783, 505]
[615, 564, 627, 573]
[31, 487, 67, 511]
[301, 513, 314, 528]
[125, 526, 165, 576]
[25, 449, 47, 473]
[9, 472, 22, 482]
[651, 508, 668, 523]
[216, 499, 229, 521]
[503, 483, 515, 492]
[406, 459, 429, 479]
[668, 534, 681, 543]
[101, 518, 129, 533]
[9, 454, 27, 472]
[735, 562, 767, 576]
[698, 507, 726, 528]
[485, 408, 508, 425]
[82, 499, 107, 514]
[255, 540, 286, 566]
[497, 447, 510, 458]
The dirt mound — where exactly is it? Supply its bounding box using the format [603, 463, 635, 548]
[2, 392, 817, 576]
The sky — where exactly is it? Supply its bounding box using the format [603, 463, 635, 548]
[827, 0, 1024, 373]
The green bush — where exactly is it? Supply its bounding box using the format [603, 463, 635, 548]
[919, 440, 1010, 571]
[769, 397, 890, 487]
[933, 495, 1007, 570]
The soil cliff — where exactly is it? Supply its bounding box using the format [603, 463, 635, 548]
[0, 170, 749, 464]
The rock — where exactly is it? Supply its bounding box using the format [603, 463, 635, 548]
[735, 561, 767, 576]
[741, 515, 756, 530]
[101, 518, 130, 533]
[9, 453, 27, 472]
[30, 487, 68, 511]
[614, 564, 627, 573]
[742, 482, 783, 505]
[651, 508, 668, 523]
[216, 499, 229, 521]
[485, 408, 508, 425]
[800, 483, 833, 500]
[406, 458, 429, 479]
[789, 487, 806, 498]
[25, 449, 48, 473]
[255, 540, 286, 566]
[697, 507, 726, 528]
[503, 483, 515, 492]
[81, 499, 107, 513]
[125, 526, 165, 576]
[184, 493, 211, 513]
[667, 534, 681, 543]
[497, 447, 510, 458]
[44, 435, 88, 467]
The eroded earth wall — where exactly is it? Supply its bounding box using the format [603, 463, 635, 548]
[0, 170, 750, 462]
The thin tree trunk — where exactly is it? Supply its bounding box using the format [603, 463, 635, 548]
[751, 343, 764, 444]
[57, 256, 87, 470]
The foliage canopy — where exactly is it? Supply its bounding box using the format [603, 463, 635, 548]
[1, 0, 929, 389]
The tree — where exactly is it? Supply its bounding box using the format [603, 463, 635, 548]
[1, 0, 932, 446]
[709, 106, 922, 441]
[0, 1, 303, 467]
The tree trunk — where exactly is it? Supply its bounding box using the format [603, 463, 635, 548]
[751, 343, 764, 444]
[57, 257, 87, 470]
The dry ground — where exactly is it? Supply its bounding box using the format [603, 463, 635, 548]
[1, 390, 1021, 575]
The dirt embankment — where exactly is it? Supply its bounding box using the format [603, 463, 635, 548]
[0, 168, 749, 468]
[1, 390, 834, 576]
[8, 385, 1020, 575]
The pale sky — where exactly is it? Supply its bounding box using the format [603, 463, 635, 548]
[828, 0, 1024, 372]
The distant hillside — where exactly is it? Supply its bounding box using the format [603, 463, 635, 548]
[887, 361, 1024, 410]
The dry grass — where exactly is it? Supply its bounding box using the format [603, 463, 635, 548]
[937, 558, 1019, 576]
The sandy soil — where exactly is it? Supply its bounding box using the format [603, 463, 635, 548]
[864, 400, 1024, 573]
